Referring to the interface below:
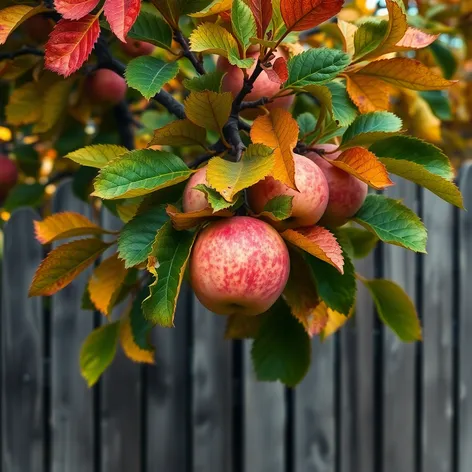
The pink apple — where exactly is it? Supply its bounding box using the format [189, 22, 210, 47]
[217, 49, 294, 118]
[120, 37, 155, 57]
[182, 167, 209, 212]
[189, 216, 290, 316]
[247, 153, 329, 229]
[307, 144, 368, 227]
[0, 155, 18, 201]
[88, 69, 127, 105]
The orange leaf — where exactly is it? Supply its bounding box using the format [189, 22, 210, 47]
[166, 204, 233, 231]
[119, 312, 155, 363]
[55, 0, 100, 20]
[0, 5, 48, 45]
[250, 108, 298, 189]
[329, 147, 394, 190]
[45, 15, 100, 77]
[104, 0, 141, 42]
[88, 253, 128, 316]
[34, 211, 109, 244]
[249, 0, 273, 38]
[305, 302, 330, 336]
[280, 0, 344, 32]
[29, 238, 110, 297]
[357, 58, 457, 91]
[320, 303, 352, 340]
[263, 56, 289, 84]
[394, 27, 439, 50]
[347, 74, 391, 113]
[281, 226, 344, 273]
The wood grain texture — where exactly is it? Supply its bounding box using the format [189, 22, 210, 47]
[192, 298, 233, 472]
[244, 340, 286, 472]
[295, 337, 335, 472]
[458, 162, 472, 472]
[1, 209, 44, 472]
[50, 182, 95, 472]
[421, 188, 454, 472]
[382, 179, 418, 472]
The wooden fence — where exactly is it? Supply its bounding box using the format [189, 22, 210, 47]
[0, 162, 471, 472]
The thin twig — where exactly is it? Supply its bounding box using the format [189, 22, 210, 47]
[174, 29, 205, 75]
[0, 48, 44, 61]
[113, 100, 135, 150]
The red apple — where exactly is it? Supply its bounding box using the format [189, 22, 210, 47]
[183, 167, 209, 212]
[307, 144, 368, 227]
[0, 156, 18, 202]
[88, 69, 127, 105]
[247, 153, 329, 229]
[120, 37, 155, 57]
[217, 49, 294, 118]
[190, 216, 290, 316]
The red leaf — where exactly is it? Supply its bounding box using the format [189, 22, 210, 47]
[104, 0, 141, 42]
[281, 0, 344, 32]
[249, 0, 273, 38]
[219, 10, 231, 22]
[264, 56, 288, 84]
[45, 15, 100, 77]
[54, 0, 100, 20]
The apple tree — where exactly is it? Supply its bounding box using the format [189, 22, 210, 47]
[0, 0, 463, 387]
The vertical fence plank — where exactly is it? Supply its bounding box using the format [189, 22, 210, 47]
[459, 162, 472, 472]
[146, 285, 190, 472]
[192, 298, 233, 472]
[421, 189, 454, 472]
[1, 209, 44, 472]
[50, 182, 95, 472]
[340, 254, 375, 472]
[295, 337, 335, 472]
[244, 342, 286, 472]
[382, 180, 418, 472]
[100, 211, 142, 472]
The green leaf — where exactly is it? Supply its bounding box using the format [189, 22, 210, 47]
[419, 91, 452, 120]
[325, 82, 358, 127]
[369, 135, 454, 180]
[142, 222, 197, 327]
[260, 195, 293, 220]
[183, 70, 226, 92]
[297, 112, 316, 138]
[353, 20, 389, 60]
[361, 278, 422, 341]
[341, 111, 402, 148]
[118, 205, 169, 268]
[193, 184, 243, 211]
[353, 194, 427, 253]
[251, 298, 311, 387]
[285, 48, 350, 88]
[232, 0, 257, 52]
[429, 40, 457, 80]
[305, 233, 356, 315]
[125, 57, 179, 100]
[66, 144, 128, 169]
[338, 226, 378, 259]
[80, 322, 120, 387]
[128, 288, 155, 353]
[304, 84, 333, 118]
[126, 10, 173, 50]
[3, 183, 44, 211]
[93, 149, 193, 200]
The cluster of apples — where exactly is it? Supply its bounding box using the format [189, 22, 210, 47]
[0, 155, 18, 203]
[186, 145, 368, 317]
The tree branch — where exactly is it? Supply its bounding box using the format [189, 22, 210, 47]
[113, 100, 135, 150]
[240, 97, 272, 110]
[0, 47, 44, 61]
[153, 90, 185, 119]
[224, 116, 246, 161]
[173, 29, 205, 75]
[231, 60, 264, 113]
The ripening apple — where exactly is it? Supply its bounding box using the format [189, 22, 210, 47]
[217, 48, 294, 118]
[182, 167, 209, 212]
[120, 37, 155, 57]
[190, 216, 290, 316]
[247, 153, 329, 229]
[307, 144, 368, 227]
[88, 69, 127, 105]
[0, 155, 18, 202]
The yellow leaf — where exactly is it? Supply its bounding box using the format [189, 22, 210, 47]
[191, 0, 232, 16]
[148, 119, 207, 149]
[206, 144, 275, 202]
[328, 147, 394, 190]
[88, 254, 128, 316]
[166, 204, 233, 231]
[320, 304, 352, 340]
[357, 58, 457, 91]
[34, 211, 109, 244]
[119, 311, 155, 364]
[0, 126, 12, 142]
[65, 144, 128, 168]
[250, 109, 299, 189]
[405, 92, 442, 142]
[281, 226, 344, 273]
[347, 74, 391, 113]
[338, 19, 357, 56]
[0, 5, 49, 44]
[116, 197, 144, 223]
[0, 54, 42, 80]
[304, 302, 330, 336]
[6, 82, 43, 126]
[33, 78, 76, 133]
[184, 91, 232, 140]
